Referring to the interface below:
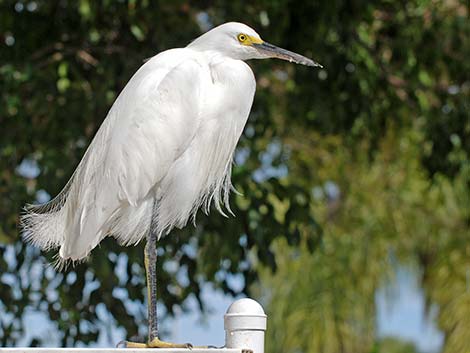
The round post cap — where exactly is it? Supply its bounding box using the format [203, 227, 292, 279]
[224, 298, 267, 331]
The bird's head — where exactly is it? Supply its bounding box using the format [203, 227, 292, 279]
[188, 22, 322, 68]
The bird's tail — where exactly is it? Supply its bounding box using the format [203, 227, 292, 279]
[20, 179, 72, 255]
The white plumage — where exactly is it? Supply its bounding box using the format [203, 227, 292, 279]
[21, 22, 321, 267]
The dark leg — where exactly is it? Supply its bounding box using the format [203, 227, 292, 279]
[145, 224, 158, 342]
[123, 204, 191, 349]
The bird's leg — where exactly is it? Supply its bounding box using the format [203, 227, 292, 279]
[146, 230, 159, 342]
[123, 210, 191, 349]
[145, 230, 190, 348]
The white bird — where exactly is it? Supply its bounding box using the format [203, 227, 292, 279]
[21, 22, 321, 348]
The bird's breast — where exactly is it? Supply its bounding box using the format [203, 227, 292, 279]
[152, 56, 256, 235]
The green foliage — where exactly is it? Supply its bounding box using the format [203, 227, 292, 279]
[0, 0, 468, 350]
[377, 337, 421, 353]
[255, 128, 469, 353]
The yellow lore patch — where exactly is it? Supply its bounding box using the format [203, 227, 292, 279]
[238, 33, 264, 46]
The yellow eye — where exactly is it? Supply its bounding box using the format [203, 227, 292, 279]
[237, 34, 247, 42]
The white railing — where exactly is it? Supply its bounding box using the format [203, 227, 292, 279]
[0, 298, 267, 353]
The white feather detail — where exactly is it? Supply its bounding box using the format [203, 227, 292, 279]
[20, 47, 256, 268]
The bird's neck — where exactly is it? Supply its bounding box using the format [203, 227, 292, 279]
[198, 49, 234, 66]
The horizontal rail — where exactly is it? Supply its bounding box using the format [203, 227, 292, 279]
[0, 349, 250, 353]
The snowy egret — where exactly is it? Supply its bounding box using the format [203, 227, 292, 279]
[21, 22, 322, 348]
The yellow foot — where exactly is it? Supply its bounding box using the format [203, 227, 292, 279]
[120, 337, 193, 348]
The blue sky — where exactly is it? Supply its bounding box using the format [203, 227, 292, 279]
[376, 267, 443, 353]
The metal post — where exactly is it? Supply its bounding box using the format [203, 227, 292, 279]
[224, 298, 267, 353]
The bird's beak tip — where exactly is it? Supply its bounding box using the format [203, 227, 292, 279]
[305, 60, 323, 68]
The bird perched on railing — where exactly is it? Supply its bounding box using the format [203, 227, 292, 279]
[21, 22, 322, 348]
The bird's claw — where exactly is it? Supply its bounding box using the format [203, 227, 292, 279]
[118, 337, 193, 349]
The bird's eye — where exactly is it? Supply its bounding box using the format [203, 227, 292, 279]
[237, 34, 247, 42]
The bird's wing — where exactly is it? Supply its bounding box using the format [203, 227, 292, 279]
[59, 49, 208, 259]
[108, 51, 206, 204]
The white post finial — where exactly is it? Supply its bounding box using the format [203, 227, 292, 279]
[224, 298, 267, 353]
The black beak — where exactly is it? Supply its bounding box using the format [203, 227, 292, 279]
[253, 42, 323, 68]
